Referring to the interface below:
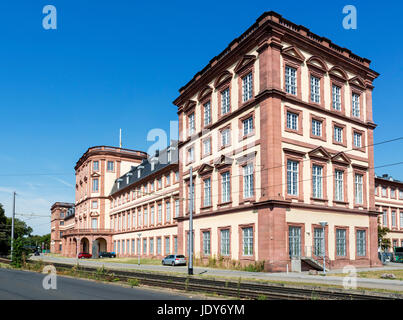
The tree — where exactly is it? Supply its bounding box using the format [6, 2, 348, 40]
[378, 224, 391, 251]
[11, 237, 29, 268]
[0, 204, 7, 255]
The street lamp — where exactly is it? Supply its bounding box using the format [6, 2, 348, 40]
[137, 233, 142, 266]
[319, 221, 327, 274]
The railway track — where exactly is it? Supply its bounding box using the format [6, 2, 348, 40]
[0, 258, 401, 300]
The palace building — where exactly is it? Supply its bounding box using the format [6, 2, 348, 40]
[173, 11, 380, 271]
[51, 11, 386, 271]
[375, 174, 403, 250]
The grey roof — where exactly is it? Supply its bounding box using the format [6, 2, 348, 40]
[375, 174, 402, 184]
[110, 141, 179, 195]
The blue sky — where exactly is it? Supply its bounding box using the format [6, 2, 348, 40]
[0, 0, 402, 235]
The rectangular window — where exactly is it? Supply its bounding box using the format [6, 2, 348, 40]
[285, 66, 297, 95]
[243, 163, 254, 198]
[354, 132, 362, 148]
[203, 138, 211, 156]
[204, 101, 211, 126]
[158, 178, 162, 189]
[132, 239, 135, 254]
[243, 117, 253, 136]
[107, 161, 114, 172]
[221, 129, 230, 147]
[165, 237, 170, 255]
[221, 88, 230, 114]
[117, 241, 120, 254]
[220, 229, 230, 256]
[242, 227, 253, 256]
[287, 160, 298, 196]
[166, 174, 170, 185]
[149, 238, 154, 255]
[188, 147, 194, 162]
[150, 206, 154, 225]
[203, 178, 211, 207]
[122, 240, 125, 254]
[158, 204, 162, 223]
[382, 186, 387, 197]
[175, 200, 179, 218]
[335, 170, 344, 202]
[157, 238, 161, 255]
[188, 113, 195, 135]
[143, 239, 147, 255]
[289, 226, 301, 257]
[383, 210, 388, 227]
[174, 237, 178, 254]
[352, 93, 360, 117]
[92, 178, 99, 192]
[332, 85, 341, 111]
[90, 218, 97, 230]
[391, 188, 396, 198]
[221, 172, 230, 203]
[356, 230, 366, 256]
[312, 119, 322, 137]
[336, 229, 346, 256]
[203, 231, 211, 255]
[143, 208, 148, 226]
[93, 161, 99, 171]
[91, 200, 98, 209]
[242, 72, 253, 102]
[314, 228, 324, 256]
[400, 211, 403, 228]
[310, 75, 320, 103]
[286, 112, 298, 130]
[312, 165, 323, 199]
[392, 210, 396, 227]
[138, 209, 142, 226]
[334, 126, 343, 143]
[166, 201, 171, 222]
[355, 174, 363, 205]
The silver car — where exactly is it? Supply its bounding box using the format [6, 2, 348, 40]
[162, 254, 187, 266]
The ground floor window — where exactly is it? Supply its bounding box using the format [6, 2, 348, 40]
[174, 236, 178, 254]
[150, 238, 154, 255]
[165, 237, 170, 255]
[313, 228, 324, 256]
[203, 231, 211, 255]
[336, 229, 346, 257]
[131, 240, 135, 254]
[356, 230, 366, 256]
[289, 226, 301, 257]
[157, 238, 161, 255]
[143, 239, 147, 255]
[220, 229, 230, 256]
[242, 227, 253, 256]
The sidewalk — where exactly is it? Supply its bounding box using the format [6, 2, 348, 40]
[30, 255, 403, 292]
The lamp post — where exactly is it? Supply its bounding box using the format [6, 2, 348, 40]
[137, 233, 142, 266]
[188, 167, 194, 275]
[319, 221, 327, 274]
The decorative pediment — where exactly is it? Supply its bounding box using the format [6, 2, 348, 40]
[281, 46, 305, 64]
[234, 55, 256, 74]
[328, 66, 348, 82]
[197, 86, 213, 102]
[90, 211, 99, 217]
[308, 146, 331, 160]
[214, 70, 233, 88]
[91, 172, 100, 178]
[236, 151, 257, 164]
[183, 100, 196, 112]
[214, 154, 233, 168]
[306, 56, 328, 73]
[331, 152, 351, 166]
[197, 163, 214, 175]
[348, 76, 366, 90]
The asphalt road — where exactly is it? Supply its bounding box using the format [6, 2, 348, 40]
[0, 267, 195, 300]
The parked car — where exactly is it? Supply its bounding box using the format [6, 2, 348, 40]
[394, 247, 403, 263]
[162, 254, 187, 266]
[78, 252, 92, 259]
[98, 251, 116, 258]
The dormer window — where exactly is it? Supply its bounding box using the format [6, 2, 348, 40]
[167, 149, 171, 163]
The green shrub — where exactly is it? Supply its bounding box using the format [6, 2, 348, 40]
[128, 278, 140, 287]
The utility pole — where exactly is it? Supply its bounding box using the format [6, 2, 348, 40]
[320, 221, 328, 275]
[188, 167, 193, 275]
[10, 192, 16, 260]
[137, 233, 142, 266]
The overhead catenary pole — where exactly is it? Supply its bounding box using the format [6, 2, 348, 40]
[10, 192, 16, 260]
[188, 167, 193, 275]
